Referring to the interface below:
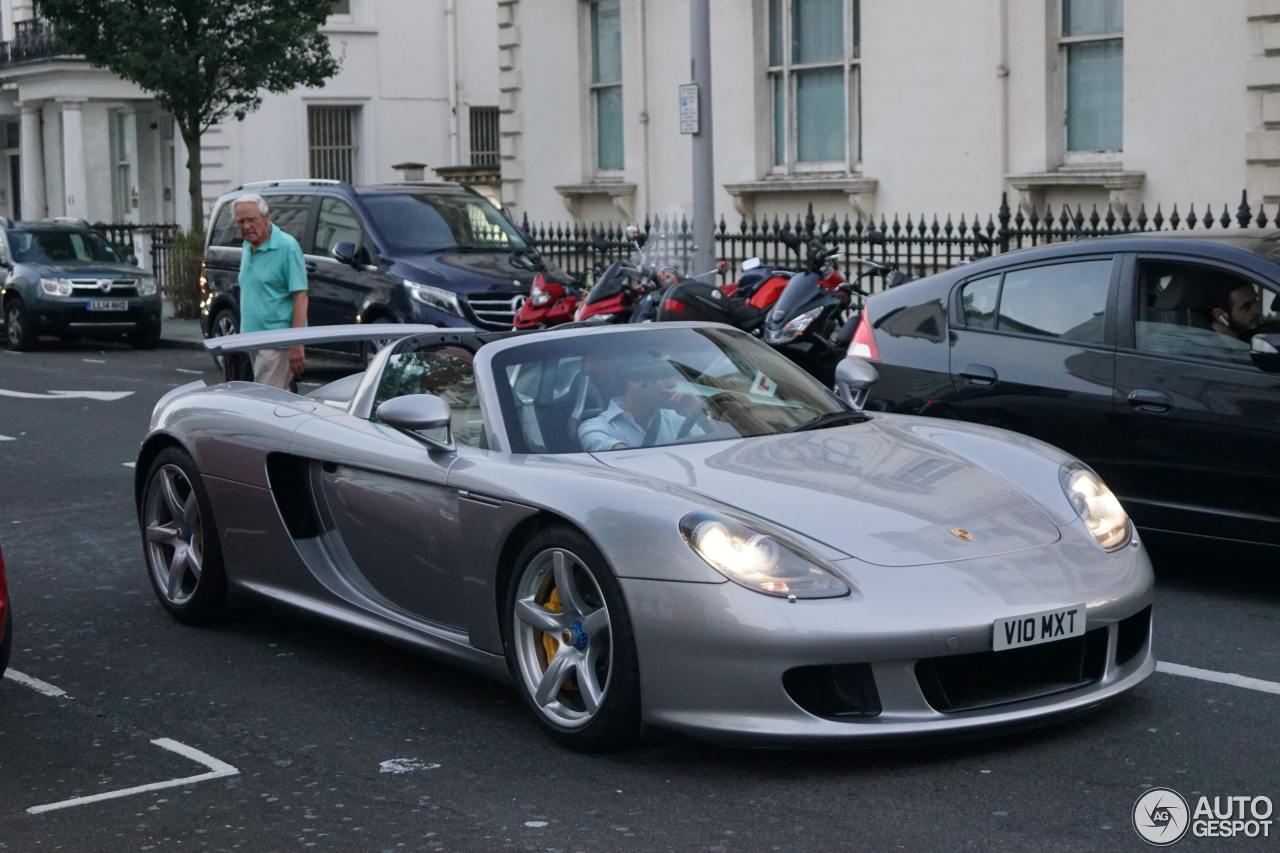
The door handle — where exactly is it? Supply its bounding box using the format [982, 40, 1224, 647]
[1126, 389, 1172, 413]
[959, 364, 998, 386]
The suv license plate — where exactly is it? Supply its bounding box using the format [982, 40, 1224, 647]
[87, 299, 128, 311]
[993, 604, 1085, 652]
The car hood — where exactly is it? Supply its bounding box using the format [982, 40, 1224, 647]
[595, 416, 1062, 567]
[23, 261, 147, 278]
[392, 251, 533, 295]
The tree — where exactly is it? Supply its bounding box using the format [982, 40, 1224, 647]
[36, 0, 340, 232]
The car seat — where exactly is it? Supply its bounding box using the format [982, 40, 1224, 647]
[566, 371, 606, 447]
[1150, 270, 1216, 329]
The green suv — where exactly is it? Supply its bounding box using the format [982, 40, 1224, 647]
[0, 219, 161, 350]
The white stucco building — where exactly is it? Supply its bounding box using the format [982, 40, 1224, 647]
[498, 0, 1278, 225]
[0, 0, 499, 230]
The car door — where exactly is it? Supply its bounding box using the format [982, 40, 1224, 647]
[1111, 253, 1280, 547]
[306, 196, 372, 328]
[300, 340, 484, 631]
[945, 255, 1120, 473]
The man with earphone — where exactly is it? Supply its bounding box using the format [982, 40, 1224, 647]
[1209, 280, 1262, 343]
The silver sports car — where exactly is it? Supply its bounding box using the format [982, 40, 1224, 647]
[135, 322, 1154, 749]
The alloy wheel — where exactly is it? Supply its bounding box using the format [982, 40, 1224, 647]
[512, 548, 613, 729]
[5, 305, 21, 347]
[142, 464, 205, 607]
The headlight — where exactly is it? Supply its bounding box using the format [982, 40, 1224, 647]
[765, 306, 823, 343]
[530, 283, 552, 307]
[1060, 464, 1131, 551]
[39, 277, 73, 296]
[404, 279, 462, 316]
[137, 277, 157, 296]
[679, 511, 849, 599]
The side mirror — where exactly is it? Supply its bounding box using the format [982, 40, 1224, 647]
[779, 231, 803, 253]
[834, 356, 879, 411]
[376, 394, 455, 452]
[886, 270, 911, 288]
[128, 255, 139, 267]
[742, 257, 761, 272]
[866, 230, 887, 246]
[1251, 334, 1280, 373]
[333, 242, 359, 267]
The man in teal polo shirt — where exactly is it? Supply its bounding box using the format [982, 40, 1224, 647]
[234, 193, 309, 388]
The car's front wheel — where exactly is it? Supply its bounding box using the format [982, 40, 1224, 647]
[503, 527, 641, 750]
[4, 298, 36, 350]
[140, 447, 227, 624]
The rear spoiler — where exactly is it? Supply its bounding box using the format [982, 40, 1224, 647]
[202, 323, 462, 355]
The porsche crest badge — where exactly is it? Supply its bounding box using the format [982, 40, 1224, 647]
[949, 527, 973, 542]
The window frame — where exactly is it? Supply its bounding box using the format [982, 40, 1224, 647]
[587, 0, 624, 176]
[950, 254, 1121, 350]
[766, 0, 861, 174]
[306, 104, 362, 184]
[110, 110, 132, 221]
[1059, 0, 1123, 162]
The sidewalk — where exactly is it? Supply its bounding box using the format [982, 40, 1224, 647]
[160, 317, 206, 351]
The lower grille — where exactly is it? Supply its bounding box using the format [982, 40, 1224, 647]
[783, 663, 881, 719]
[916, 628, 1108, 713]
[466, 293, 526, 329]
[70, 278, 139, 297]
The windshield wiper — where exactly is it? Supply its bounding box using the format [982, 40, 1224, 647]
[786, 410, 870, 432]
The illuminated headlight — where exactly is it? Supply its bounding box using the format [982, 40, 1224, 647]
[1060, 463, 1131, 551]
[39, 277, 73, 296]
[137, 277, 157, 296]
[404, 279, 462, 316]
[679, 511, 849, 599]
[530, 283, 552, 307]
[765, 306, 823, 343]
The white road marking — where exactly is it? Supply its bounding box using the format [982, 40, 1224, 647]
[378, 758, 440, 774]
[122, 462, 136, 469]
[27, 738, 239, 815]
[174, 368, 202, 375]
[0, 388, 134, 401]
[0, 433, 15, 442]
[1158, 661, 1280, 697]
[4, 669, 69, 698]
[81, 358, 106, 364]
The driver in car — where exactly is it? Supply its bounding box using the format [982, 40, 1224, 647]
[1210, 280, 1263, 343]
[578, 354, 701, 451]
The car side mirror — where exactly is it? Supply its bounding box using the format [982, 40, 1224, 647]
[376, 394, 455, 452]
[1251, 333, 1280, 373]
[886, 270, 910, 288]
[866, 229, 887, 246]
[128, 254, 139, 267]
[333, 242, 359, 267]
[834, 356, 879, 410]
[742, 257, 761, 272]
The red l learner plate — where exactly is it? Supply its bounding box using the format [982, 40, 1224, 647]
[87, 299, 128, 311]
[993, 604, 1085, 652]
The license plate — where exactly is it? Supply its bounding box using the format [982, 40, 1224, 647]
[993, 604, 1085, 652]
[87, 299, 128, 311]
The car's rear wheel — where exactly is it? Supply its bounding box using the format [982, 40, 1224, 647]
[4, 298, 35, 351]
[140, 447, 227, 624]
[503, 527, 641, 750]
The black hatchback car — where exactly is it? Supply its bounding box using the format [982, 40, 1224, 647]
[849, 233, 1280, 554]
[201, 181, 535, 357]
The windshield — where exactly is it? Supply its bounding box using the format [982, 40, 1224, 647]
[362, 193, 529, 254]
[7, 228, 122, 264]
[491, 327, 849, 454]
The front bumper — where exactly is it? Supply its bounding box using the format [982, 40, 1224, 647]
[622, 536, 1155, 746]
[31, 296, 161, 334]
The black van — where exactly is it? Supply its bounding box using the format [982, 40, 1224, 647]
[201, 180, 534, 357]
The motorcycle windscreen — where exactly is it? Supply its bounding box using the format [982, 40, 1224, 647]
[584, 261, 626, 303]
[767, 271, 823, 327]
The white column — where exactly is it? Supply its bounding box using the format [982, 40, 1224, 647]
[19, 100, 45, 220]
[59, 98, 88, 219]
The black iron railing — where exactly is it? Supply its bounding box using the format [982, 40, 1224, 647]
[0, 20, 69, 66]
[520, 190, 1280, 295]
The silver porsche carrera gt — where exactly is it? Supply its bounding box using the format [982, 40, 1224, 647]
[134, 322, 1154, 749]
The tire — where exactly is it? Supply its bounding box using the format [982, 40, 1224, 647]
[210, 307, 239, 368]
[129, 326, 162, 350]
[4, 297, 36, 351]
[359, 317, 395, 364]
[0, 607, 11, 674]
[502, 526, 641, 750]
[139, 447, 228, 624]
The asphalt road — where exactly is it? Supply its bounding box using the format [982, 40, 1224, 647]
[0, 341, 1277, 852]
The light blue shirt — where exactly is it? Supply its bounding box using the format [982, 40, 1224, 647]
[238, 223, 308, 333]
[578, 398, 692, 451]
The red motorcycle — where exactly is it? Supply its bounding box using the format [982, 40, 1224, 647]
[509, 248, 584, 330]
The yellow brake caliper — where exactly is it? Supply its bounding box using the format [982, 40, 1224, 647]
[540, 584, 578, 691]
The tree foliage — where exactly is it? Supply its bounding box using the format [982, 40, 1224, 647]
[37, 0, 341, 230]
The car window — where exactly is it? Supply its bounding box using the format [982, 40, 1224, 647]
[262, 194, 313, 250]
[6, 228, 120, 263]
[314, 198, 364, 260]
[371, 346, 484, 447]
[996, 259, 1112, 344]
[960, 274, 1000, 330]
[362, 192, 528, 253]
[491, 327, 846, 455]
[1135, 260, 1279, 369]
[209, 202, 241, 248]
